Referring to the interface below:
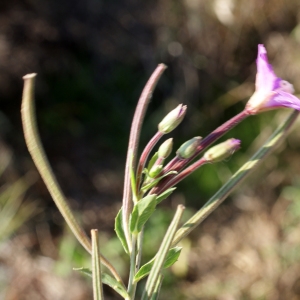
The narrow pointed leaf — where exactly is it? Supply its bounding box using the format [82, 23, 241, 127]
[142, 205, 185, 300]
[150, 274, 164, 300]
[74, 267, 92, 277]
[130, 194, 157, 234]
[91, 229, 104, 300]
[130, 152, 138, 203]
[147, 152, 159, 171]
[141, 171, 177, 193]
[114, 208, 129, 254]
[101, 273, 129, 299]
[74, 268, 129, 299]
[156, 187, 177, 204]
[134, 247, 182, 282]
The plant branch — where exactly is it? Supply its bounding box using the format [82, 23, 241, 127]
[122, 64, 167, 251]
[91, 229, 104, 300]
[152, 157, 208, 195]
[172, 110, 299, 246]
[135, 131, 164, 193]
[142, 205, 185, 300]
[21, 74, 124, 285]
[152, 109, 250, 195]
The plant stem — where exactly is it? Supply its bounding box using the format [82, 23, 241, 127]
[127, 228, 144, 299]
[142, 205, 185, 300]
[91, 229, 104, 300]
[21, 74, 124, 285]
[127, 234, 137, 298]
[122, 64, 167, 252]
[172, 110, 299, 246]
[150, 274, 164, 300]
[164, 110, 250, 175]
[152, 157, 208, 195]
[135, 131, 164, 193]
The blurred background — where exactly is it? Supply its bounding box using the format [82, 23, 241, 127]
[1, 0, 300, 299]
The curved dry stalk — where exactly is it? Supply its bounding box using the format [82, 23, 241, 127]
[21, 74, 124, 285]
[122, 64, 167, 252]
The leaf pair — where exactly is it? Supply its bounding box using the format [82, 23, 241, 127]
[115, 187, 177, 254]
[115, 195, 156, 254]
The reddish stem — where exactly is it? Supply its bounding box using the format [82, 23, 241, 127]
[122, 64, 167, 250]
[152, 109, 250, 194]
[153, 157, 208, 194]
[135, 131, 164, 193]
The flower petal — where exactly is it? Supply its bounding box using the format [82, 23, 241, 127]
[256, 44, 278, 92]
[264, 91, 300, 111]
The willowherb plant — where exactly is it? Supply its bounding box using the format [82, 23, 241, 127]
[21, 44, 300, 299]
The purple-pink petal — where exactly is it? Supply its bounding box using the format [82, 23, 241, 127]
[246, 44, 299, 114]
[265, 91, 300, 111]
[273, 77, 283, 90]
[256, 44, 278, 92]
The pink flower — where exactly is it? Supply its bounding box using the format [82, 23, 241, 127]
[246, 44, 300, 114]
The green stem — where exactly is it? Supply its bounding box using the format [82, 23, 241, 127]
[127, 229, 144, 299]
[21, 74, 124, 285]
[172, 110, 299, 246]
[142, 205, 185, 300]
[150, 274, 164, 300]
[127, 234, 137, 298]
[91, 229, 104, 300]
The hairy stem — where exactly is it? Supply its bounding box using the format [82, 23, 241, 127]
[127, 234, 137, 298]
[122, 64, 167, 252]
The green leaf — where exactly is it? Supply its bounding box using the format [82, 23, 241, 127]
[150, 274, 164, 300]
[102, 273, 129, 299]
[142, 205, 185, 299]
[130, 205, 139, 233]
[147, 152, 158, 171]
[73, 267, 92, 277]
[156, 187, 177, 204]
[134, 247, 182, 282]
[141, 171, 177, 193]
[130, 194, 157, 234]
[74, 268, 129, 299]
[164, 246, 182, 267]
[129, 152, 138, 203]
[114, 208, 129, 254]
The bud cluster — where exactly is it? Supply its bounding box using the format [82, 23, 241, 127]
[139, 103, 243, 197]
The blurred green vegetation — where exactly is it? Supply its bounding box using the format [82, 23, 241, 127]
[0, 146, 37, 242]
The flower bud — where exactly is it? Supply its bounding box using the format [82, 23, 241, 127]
[176, 136, 202, 159]
[158, 138, 173, 159]
[148, 164, 163, 178]
[203, 138, 241, 163]
[158, 104, 187, 134]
